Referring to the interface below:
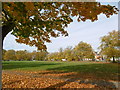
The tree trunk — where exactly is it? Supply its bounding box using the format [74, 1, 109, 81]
[2, 21, 15, 46]
[0, 21, 14, 89]
[0, 27, 2, 89]
[112, 56, 116, 63]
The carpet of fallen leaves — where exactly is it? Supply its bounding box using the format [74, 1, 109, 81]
[2, 70, 118, 89]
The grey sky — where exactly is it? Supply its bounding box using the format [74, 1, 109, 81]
[3, 2, 118, 52]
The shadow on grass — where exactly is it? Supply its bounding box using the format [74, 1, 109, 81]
[45, 63, 118, 89]
[2, 62, 119, 89]
[45, 79, 117, 89]
[2, 61, 61, 70]
[47, 63, 119, 81]
[45, 78, 118, 89]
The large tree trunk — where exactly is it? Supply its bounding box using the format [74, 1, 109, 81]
[0, 21, 14, 89]
[0, 2, 2, 89]
[0, 27, 2, 89]
[2, 21, 15, 46]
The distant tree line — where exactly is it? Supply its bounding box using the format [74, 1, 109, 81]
[2, 41, 94, 61]
[2, 50, 48, 61]
[47, 42, 95, 61]
[2, 30, 120, 62]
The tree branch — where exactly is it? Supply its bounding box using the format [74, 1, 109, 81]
[2, 20, 15, 46]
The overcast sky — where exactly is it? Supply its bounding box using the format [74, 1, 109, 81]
[3, 2, 118, 53]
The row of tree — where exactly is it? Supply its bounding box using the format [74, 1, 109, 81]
[2, 50, 48, 61]
[2, 30, 120, 62]
[2, 41, 94, 61]
[47, 42, 94, 61]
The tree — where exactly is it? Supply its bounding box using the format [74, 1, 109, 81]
[39, 51, 48, 61]
[47, 43, 94, 61]
[2, 49, 6, 60]
[63, 46, 74, 61]
[99, 30, 120, 63]
[2, 2, 118, 50]
[4, 50, 16, 60]
[32, 51, 48, 61]
[47, 52, 59, 61]
[74, 41, 94, 60]
[0, 3, 118, 88]
[15, 50, 28, 61]
[25, 52, 33, 61]
[57, 48, 65, 60]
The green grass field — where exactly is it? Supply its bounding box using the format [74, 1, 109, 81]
[2, 61, 119, 81]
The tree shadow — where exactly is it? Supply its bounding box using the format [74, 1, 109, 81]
[39, 63, 119, 88]
[45, 75, 118, 89]
[2, 62, 119, 89]
[2, 61, 61, 70]
[47, 63, 119, 81]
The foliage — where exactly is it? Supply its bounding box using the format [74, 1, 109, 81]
[16, 50, 28, 60]
[3, 50, 47, 61]
[4, 50, 16, 60]
[2, 61, 119, 88]
[99, 30, 120, 62]
[47, 42, 94, 61]
[63, 46, 74, 61]
[47, 52, 59, 61]
[101, 47, 120, 58]
[2, 49, 6, 60]
[31, 51, 48, 61]
[2, 2, 118, 50]
[74, 41, 95, 60]
[47, 47, 73, 61]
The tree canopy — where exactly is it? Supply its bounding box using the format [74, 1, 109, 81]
[4, 50, 16, 60]
[99, 30, 120, 62]
[74, 41, 94, 60]
[2, 2, 118, 50]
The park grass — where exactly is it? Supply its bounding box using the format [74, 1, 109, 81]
[2, 61, 119, 81]
[2, 61, 93, 70]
